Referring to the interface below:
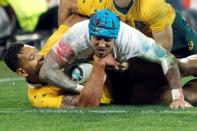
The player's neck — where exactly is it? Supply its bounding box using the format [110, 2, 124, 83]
[113, 0, 133, 8]
[26, 75, 43, 84]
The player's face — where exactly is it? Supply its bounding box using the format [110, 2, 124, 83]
[17, 45, 44, 76]
[91, 35, 115, 58]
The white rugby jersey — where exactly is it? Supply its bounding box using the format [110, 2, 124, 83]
[52, 20, 169, 69]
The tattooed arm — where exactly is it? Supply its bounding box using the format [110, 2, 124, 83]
[140, 43, 192, 108]
[58, 0, 80, 25]
[39, 49, 81, 94]
[76, 55, 106, 107]
[39, 21, 89, 94]
[58, 0, 72, 25]
[121, 23, 193, 108]
[60, 54, 117, 108]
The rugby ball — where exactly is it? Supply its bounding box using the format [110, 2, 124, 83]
[70, 63, 93, 84]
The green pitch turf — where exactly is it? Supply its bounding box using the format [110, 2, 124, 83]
[0, 61, 197, 131]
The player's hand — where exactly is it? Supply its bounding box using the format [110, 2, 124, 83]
[170, 98, 193, 109]
[93, 54, 120, 70]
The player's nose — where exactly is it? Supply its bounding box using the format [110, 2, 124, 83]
[98, 39, 106, 48]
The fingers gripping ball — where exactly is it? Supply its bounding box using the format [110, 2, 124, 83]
[120, 61, 129, 71]
[70, 63, 93, 84]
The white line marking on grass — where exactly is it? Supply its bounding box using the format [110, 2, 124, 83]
[0, 78, 24, 83]
[0, 109, 197, 114]
[0, 109, 83, 114]
[141, 110, 197, 114]
[0, 109, 128, 114]
[89, 109, 128, 113]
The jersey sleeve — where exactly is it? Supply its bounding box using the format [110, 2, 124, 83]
[116, 22, 155, 60]
[116, 22, 169, 63]
[51, 20, 90, 66]
[130, 25, 169, 63]
[141, 0, 175, 32]
[130, 28, 171, 68]
[52, 36, 76, 66]
[41, 25, 69, 56]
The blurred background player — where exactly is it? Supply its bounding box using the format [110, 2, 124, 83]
[0, 0, 59, 58]
[0, 0, 58, 32]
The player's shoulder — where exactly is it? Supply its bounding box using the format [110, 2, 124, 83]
[137, 0, 163, 6]
[119, 21, 139, 33]
[117, 22, 139, 46]
[64, 20, 89, 37]
[120, 21, 131, 29]
[69, 20, 89, 30]
[136, 0, 165, 12]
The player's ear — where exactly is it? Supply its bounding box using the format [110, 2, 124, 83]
[16, 68, 28, 78]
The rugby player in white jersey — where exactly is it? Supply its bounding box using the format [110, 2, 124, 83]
[39, 10, 193, 109]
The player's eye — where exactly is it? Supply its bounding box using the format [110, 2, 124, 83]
[95, 36, 113, 42]
[29, 53, 35, 60]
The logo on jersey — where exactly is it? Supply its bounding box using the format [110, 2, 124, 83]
[188, 41, 194, 51]
[134, 20, 146, 30]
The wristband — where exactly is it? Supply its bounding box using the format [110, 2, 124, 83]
[171, 89, 183, 100]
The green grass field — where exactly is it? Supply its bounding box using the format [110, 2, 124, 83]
[0, 61, 197, 131]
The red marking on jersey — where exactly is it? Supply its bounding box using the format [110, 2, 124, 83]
[55, 39, 75, 64]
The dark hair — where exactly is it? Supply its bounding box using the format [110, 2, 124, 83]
[4, 42, 25, 72]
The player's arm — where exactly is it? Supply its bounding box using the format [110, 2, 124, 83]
[40, 20, 90, 94]
[61, 54, 115, 108]
[123, 20, 192, 108]
[61, 59, 105, 108]
[147, 0, 174, 51]
[39, 47, 82, 94]
[60, 60, 104, 108]
[58, 0, 72, 25]
[58, 0, 82, 25]
[152, 26, 173, 51]
[39, 28, 84, 93]
[76, 55, 107, 107]
[140, 43, 192, 108]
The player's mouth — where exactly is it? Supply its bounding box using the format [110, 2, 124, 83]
[97, 47, 106, 53]
[96, 48, 106, 57]
[38, 57, 44, 67]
